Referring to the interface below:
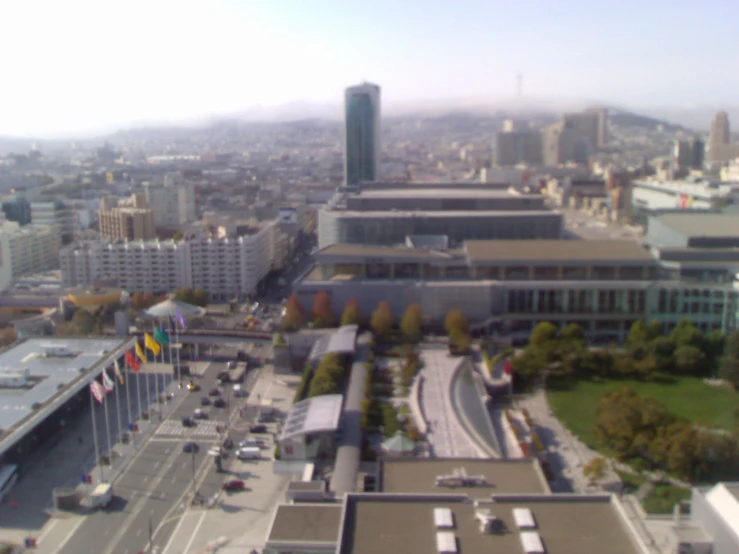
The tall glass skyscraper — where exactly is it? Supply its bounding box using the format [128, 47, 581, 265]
[344, 82, 380, 187]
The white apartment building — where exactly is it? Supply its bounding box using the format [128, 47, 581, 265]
[632, 178, 738, 212]
[60, 220, 281, 299]
[0, 222, 62, 290]
[30, 200, 79, 244]
[143, 183, 197, 226]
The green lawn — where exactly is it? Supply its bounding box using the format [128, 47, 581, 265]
[547, 375, 739, 447]
[642, 483, 692, 515]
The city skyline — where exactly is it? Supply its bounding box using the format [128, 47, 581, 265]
[1, 0, 738, 137]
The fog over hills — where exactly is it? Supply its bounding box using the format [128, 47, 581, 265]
[0, 98, 734, 149]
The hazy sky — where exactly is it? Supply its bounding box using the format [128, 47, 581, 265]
[1, 0, 737, 137]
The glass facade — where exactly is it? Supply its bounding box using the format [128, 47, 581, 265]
[345, 93, 377, 186]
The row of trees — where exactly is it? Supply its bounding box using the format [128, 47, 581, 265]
[172, 287, 208, 307]
[510, 319, 734, 387]
[307, 353, 350, 398]
[595, 387, 737, 479]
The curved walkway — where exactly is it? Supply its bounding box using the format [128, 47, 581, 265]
[420, 351, 483, 458]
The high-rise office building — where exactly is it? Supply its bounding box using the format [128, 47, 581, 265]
[707, 110, 739, 163]
[344, 82, 381, 187]
[98, 194, 156, 241]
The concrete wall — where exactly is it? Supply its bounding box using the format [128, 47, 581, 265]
[690, 489, 738, 554]
[645, 216, 689, 248]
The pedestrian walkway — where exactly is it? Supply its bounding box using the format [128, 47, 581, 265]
[421, 351, 482, 458]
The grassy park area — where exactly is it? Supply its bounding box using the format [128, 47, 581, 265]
[547, 374, 739, 448]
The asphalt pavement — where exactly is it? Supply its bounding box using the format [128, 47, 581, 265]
[57, 350, 268, 554]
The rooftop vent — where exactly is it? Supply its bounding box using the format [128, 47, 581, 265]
[513, 508, 537, 530]
[520, 531, 545, 554]
[436, 531, 458, 554]
[43, 346, 75, 358]
[474, 508, 500, 534]
[435, 467, 489, 488]
[433, 507, 454, 530]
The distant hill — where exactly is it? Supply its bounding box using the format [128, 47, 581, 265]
[608, 109, 685, 132]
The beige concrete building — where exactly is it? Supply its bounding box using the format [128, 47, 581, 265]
[98, 194, 156, 241]
[143, 182, 197, 226]
[0, 222, 61, 289]
[493, 130, 542, 166]
[708, 110, 739, 163]
[542, 121, 590, 166]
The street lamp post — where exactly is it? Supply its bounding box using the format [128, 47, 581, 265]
[191, 449, 196, 497]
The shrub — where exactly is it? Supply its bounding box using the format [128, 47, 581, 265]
[274, 443, 281, 460]
[294, 362, 313, 403]
[531, 432, 545, 453]
[381, 402, 402, 437]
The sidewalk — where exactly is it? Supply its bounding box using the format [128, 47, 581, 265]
[161, 365, 300, 554]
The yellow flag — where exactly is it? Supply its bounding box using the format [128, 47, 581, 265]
[144, 333, 161, 356]
[135, 342, 146, 365]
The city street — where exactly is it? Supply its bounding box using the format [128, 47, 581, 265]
[55, 345, 271, 554]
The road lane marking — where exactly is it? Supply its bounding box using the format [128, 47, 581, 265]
[160, 511, 200, 554]
[177, 510, 207, 554]
[50, 517, 85, 554]
[136, 529, 142, 537]
[36, 519, 58, 545]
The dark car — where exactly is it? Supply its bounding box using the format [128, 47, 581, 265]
[217, 371, 231, 382]
[249, 424, 268, 433]
[200, 396, 211, 406]
[222, 479, 245, 492]
[213, 398, 226, 408]
[193, 409, 208, 420]
[183, 441, 199, 454]
[208, 388, 221, 397]
[258, 413, 275, 423]
[182, 417, 196, 427]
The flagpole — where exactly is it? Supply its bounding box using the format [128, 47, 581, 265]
[123, 363, 132, 432]
[175, 327, 181, 385]
[135, 368, 142, 448]
[112, 366, 122, 446]
[102, 376, 113, 478]
[89, 384, 103, 484]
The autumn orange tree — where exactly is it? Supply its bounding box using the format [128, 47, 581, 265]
[312, 290, 336, 328]
[370, 301, 394, 341]
[340, 297, 361, 327]
[445, 308, 471, 352]
[400, 303, 423, 343]
[281, 294, 305, 331]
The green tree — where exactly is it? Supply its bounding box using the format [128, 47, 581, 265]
[529, 321, 557, 347]
[673, 345, 704, 375]
[174, 287, 195, 305]
[648, 421, 701, 479]
[192, 287, 208, 307]
[71, 309, 97, 335]
[702, 330, 725, 376]
[670, 319, 703, 349]
[400, 303, 423, 343]
[281, 294, 304, 331]
[307, 372, 339, 397]
[594, 387, 674, 460]
[646, 320, 664, 340]
[719, 331, 739, 388]
[650, 336, 676, 372]
[370, 301, 394, 340]
[311, 290, 336, 328]
[172, 230, 184, 241]
[583, 457, 608, 484]
[627, 320, 650, 359]
[340, 298, 360, 326]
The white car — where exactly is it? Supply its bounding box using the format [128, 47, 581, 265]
[207, 446, 223, 457]
[236, 447, 261, 460]
[238, 438, 264, 449]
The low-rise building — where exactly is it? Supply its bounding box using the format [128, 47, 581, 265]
[295, 231, 739, 342]
[98, 194, 156, 241]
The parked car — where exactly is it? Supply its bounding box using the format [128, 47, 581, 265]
[200, 396, 211, 406]
[227, 361, 237, 370]
[222, 479, 245, 491]
[249, 424, 268, 434]
[213, 398, 226, 408]
[232, 385, 246, 397]
[182, 441, 199, 454]
[186, 381, 200, 392]
[182, 417, 196, 428]
[193, 409, 208, 420]
[208, 388, 221, 397]
[258, 413, 276, 423]
[239, 438, 265, 449]
[217, 371, 231, 382]
[208, 446, 226, 458]
[236, 447, 261, 460]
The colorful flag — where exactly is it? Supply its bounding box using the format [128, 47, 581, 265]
[168, 315, 177, 333]
[90, 381, 105, 403]
[102, 369, 115, 392]
[176, 307, 186, 330]
[135, 342, 146, 365]
[153, 325, 169, 346]
[144, 333, 161, 356]
[125, 349, 140, 372]
[113, 359, 125, 385]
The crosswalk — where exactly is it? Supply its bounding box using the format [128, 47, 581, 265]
[155, 419, 222, 438]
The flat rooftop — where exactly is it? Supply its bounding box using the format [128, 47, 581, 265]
[340, 495, 644, 554]
[355, 189, 517, 199]
[380, 459, 550, 496]
[657, 213, 739, 238]
[325, 209, 558, 218]
[267, 503, 342, 545]
[316, 243, 462, 260]
[465, 239, 655, 264]
[0, 338, 130, 448]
